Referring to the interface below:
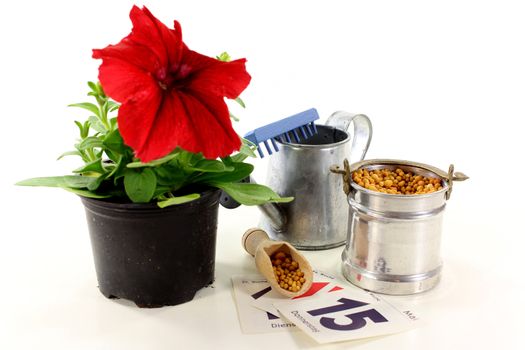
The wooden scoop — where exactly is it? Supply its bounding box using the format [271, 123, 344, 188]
[242, 228, 313, 298]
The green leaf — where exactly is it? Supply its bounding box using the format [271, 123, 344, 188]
[74, 120, 91, 139]
[109, 117, 118, 129]
[87, 173, 108, 191]
[124, 168, 157, 203]
[216, 52, 231, 62]
[63, 187, 111, 198]
[212, 182, 294, 206]
[57, 150, 82, 160]
[240, 142, 257, 158]
[176, 150, 198, 167]
[103, 129, 128, 154]
[16, 175, 97, 188]
[235, 97, 246, 108]
[231, 138, 257, 162]
[154, 166, 187, 187]
[87, 81, 104, 96]
[157, 193, 200, 208]
[197, 162, 253, 183]
[88, 81, 98, 92]
[88, 115, 106, 133]
[78, 136, 104, 150]
[229, 112, 240, 122]
[127, 151, 180, 168]
[68, 102, 100, 118]
[107, 101, 120, 112]
[74, 121, 84, 137]
[95, 148, 104, 159]
[73, 158, 105, 174]
[152, 185, 173, 197]
[106, 155, 126, 179]
[83, 121, 91, 138]
[104, 149, 118, 164]
[187, 159, 234, 173]
[242, 137, 257, 150]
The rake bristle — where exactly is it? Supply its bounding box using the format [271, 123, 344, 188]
[263, 140, 273, 155]
[271, 138, 279, 151]
[306, 124, 314, 136]
[299, 126, 308, 139]
[292, 129, 300, 142]
[243, 108, 320, 158]
[311, 122, 317, 133]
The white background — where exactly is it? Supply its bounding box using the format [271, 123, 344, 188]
[1, 0, 524, 349]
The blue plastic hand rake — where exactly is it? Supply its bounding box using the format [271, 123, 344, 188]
[244, 108, 320, 157]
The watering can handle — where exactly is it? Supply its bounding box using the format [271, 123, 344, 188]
[326, 111, 373, 164]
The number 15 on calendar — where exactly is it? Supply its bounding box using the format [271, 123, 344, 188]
[273, 291, 421, 344]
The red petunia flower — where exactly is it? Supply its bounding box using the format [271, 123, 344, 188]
[92, 6, 251, 162]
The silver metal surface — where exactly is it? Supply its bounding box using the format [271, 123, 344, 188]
[260, 112, 372, 250]
[341, 162, 449, 294]
[325, 111, 373, 165]
[258, 202, 286, 232]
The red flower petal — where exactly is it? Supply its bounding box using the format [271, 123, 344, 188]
[94, 57, 159, 103]
[92, 38, 162, 80]
[132, 89, 240, 162]
[93, 6, 184, 95]
[127, 6, 167, 69]
[177, 90, 241, 159]
[117, 84, 163, 155]
[138, 7, 184, 68]
[93, 6, 250, 162]
[183, 50, 251, 99]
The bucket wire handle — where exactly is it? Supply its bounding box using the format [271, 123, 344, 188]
[330, 158, 469, 199]
[445, 164, 469, 200]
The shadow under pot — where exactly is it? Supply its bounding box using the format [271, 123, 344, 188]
[80, 188, 220, 308]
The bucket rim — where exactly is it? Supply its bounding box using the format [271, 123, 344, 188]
[349, 160, 450, 199]
[350, 182, 449, 199]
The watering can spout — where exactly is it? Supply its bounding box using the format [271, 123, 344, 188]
[258, 202, 286, 232]
[218, 176, 286, 232]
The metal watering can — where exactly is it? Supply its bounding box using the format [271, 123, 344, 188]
[221, 110, 373, 250]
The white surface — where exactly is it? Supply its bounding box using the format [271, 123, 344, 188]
[1, 0, 524, 349]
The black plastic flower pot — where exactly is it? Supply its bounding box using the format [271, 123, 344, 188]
[80, 188, 220, 308]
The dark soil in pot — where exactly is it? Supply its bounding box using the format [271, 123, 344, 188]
[80, 187, 220, 308]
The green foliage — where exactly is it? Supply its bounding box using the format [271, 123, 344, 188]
[124, 168, 157, 203]
[212, 183, 293, 206]
[17, 82, 293, 208]
[157, 194, 201, 208]
[216, 52, 232, 62]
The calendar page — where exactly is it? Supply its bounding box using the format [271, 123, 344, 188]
[274, 289, 422, 344]
[231, 275, 299, 334]
[250, 270, 354, 316]
[232, 273, 422, 342]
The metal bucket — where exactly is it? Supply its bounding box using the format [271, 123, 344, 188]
[330, 159, 468, 295]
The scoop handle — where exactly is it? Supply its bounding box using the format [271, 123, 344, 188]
[242, 228, 270, 256]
